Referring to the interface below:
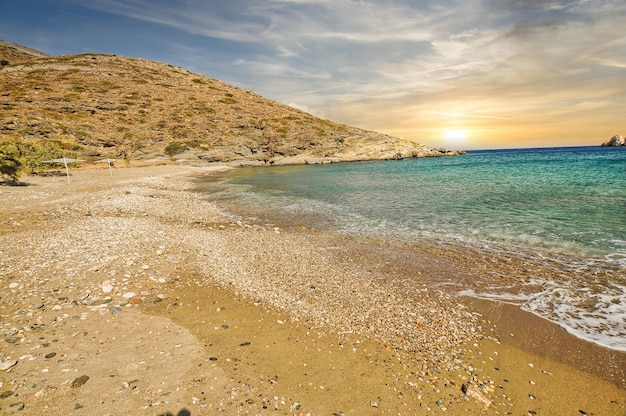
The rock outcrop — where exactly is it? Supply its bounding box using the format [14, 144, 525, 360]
[601, 135, 625, 147]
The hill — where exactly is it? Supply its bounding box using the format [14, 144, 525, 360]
[0, 40, 48, 65]
[0, 41, 463, 171]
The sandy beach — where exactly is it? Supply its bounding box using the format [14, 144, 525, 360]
[1, 164, 624, 416]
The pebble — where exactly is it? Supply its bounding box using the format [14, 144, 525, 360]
[9, 402, 25, 411]
[109, 306, 122, 314]
[0, 391, 14, 399]
[8, 282, 19, 289]
[71, 375, 90, 388]
[34, 385, 57, 399]
[101, 280, 114, 293]
[0, 359, 18, 371]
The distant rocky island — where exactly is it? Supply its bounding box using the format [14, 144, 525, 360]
[601, 134, 625, 146]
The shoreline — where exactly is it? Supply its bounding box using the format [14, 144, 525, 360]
[1, 165, 624, 415]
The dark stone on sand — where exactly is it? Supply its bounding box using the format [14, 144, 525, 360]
[71, 375, 89, 388]
[0, 390, 14, 399]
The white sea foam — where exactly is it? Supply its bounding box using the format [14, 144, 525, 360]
[459, 281, 626, 352]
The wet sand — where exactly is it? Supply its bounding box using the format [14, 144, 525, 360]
[0, 164, 624, 415]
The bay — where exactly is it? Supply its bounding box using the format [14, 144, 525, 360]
[194, 146, 626, 351]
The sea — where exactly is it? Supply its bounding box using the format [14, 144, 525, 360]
[193, 146, 626, 351]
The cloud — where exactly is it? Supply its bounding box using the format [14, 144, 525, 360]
[22, 0, 626, 147]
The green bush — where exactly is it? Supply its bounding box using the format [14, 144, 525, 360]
[0, 141, 22, 182]
[164, 142, 188, 156]
[18, 140, 64, 175]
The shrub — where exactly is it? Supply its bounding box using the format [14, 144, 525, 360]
[0, 141, 22, 182]
[18, 140, 64, 174]
[164, 141, 188, 156]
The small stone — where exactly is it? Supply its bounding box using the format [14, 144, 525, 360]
[109, 306, 122, 314]
[141, 265, 150, 270]
[71, 375, 89, 388]
[0, 390, 14, 399]
[129, 297, 142, 305]
[0, 359, 18, 371]
[370, 401, 378, 408]
[32, 303, 44, 310]
[9, 402, 25, 410]
[35, 385, 57, 399]
[44, 352, 57, 359]
[8, 282, 19, 289]
[4, 337, 20, 344]
[101, 280, 114, 293]
[122, 292, 136, 299]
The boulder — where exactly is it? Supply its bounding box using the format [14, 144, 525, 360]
[601, 134, 625, 146]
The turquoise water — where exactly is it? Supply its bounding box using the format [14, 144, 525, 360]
[195, 146, 626, 350]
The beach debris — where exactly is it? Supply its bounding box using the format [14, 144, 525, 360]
[370, 401, 379, 408]
[461, 384, 492, 408]
[435, 400, 447, 410]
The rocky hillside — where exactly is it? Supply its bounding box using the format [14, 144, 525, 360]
[0, 40, 47, 65]
[0, 40, 462, 167]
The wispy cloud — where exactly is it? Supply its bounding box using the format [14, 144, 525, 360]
[8, 0, 626, 148]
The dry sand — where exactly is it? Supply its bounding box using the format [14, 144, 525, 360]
[1, 164, 624, 415]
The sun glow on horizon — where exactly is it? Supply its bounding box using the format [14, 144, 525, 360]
[443, 129, 467, 147]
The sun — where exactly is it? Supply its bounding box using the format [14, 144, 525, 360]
[443, 130, 467, 147]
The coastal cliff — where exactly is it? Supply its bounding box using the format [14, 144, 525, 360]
[0, 40, 462, 170]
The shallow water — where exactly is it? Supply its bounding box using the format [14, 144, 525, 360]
[194, 146, 626, 351]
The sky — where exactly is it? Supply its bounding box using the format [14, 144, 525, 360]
[1, 0, 625, 150]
